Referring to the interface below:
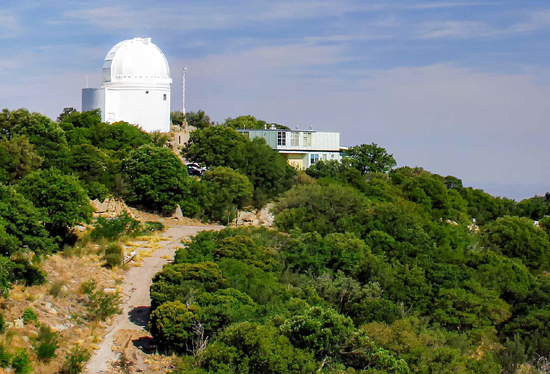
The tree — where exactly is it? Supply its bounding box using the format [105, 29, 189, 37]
[347, 143, 397, 174]
[150, 262, 226, 309]
[182, 125, 248, 167]
[122, 144, 197, 214]
[274, 183, 371, 237]
[70, 144, 117, 197]
[200, 167, 253, 222]
[186, 110, 213, 129]
[0, 108, 71, 171]
[0, 135, 42, 184]
[183, 126, 295, 206]
[197, 322, 317, 373]
[56, 107, 78, 122]
[224, 115, 289, 130]
[240, 138, 296, 207]
[282, 232, 369, 276]
[149, 301, 200, 353]
[17, 169, 93, 240]
[280, 306, 354, 359]
[0, 185, 55, 257]
[91, 121, 153, 154]
[481, 216, 550, 272]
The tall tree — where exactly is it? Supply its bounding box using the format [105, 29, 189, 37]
[122, 144, 197, 214]
[186, 110, 213, 129]
[200, 167, 254, 222]
[17, 169, 93, 240]
[0, 136, 43, 184]
[347, 143, 397, 174]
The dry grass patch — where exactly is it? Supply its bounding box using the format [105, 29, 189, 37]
[0, 252, 124, 374]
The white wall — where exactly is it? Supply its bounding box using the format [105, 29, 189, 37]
[103, 86, 170, 132]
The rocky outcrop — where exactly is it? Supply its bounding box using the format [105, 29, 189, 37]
[235, 203, 275, 227]
[91, 198, 136, 219]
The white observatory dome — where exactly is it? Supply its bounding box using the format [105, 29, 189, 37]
[102, 37, 171, 85]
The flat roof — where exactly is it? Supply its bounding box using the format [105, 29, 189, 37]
[237, 129, 340, 134]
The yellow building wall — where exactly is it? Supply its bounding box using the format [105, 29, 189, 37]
[284, 154, 305, 170]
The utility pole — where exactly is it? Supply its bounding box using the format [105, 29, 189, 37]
[182, 67, 187, 116]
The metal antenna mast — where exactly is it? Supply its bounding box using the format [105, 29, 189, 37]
[182, 67, 187, 115]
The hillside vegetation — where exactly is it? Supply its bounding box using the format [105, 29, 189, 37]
[1, 107, 550, 373]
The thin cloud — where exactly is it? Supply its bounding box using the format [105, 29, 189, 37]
[0, 11, 22, 39]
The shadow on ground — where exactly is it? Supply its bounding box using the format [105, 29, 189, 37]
[133, 336, 157, 354]
[129, 306, 151, 328]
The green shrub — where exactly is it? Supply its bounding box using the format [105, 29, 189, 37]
[10, 349, 32, 374]
[59, 344, 90, 374]
[78, 279, 97, 295]
[86, 286, 122, 321]
[49, 280, 67, 297]
[0, 312, 5, 334]
[102, 242, 124, 268]
[21, 308, 38, 325]
[91, 212, 141, 241]
[141, 221, 165, 234]
[33, 324, 59, 361]
[148, 301, 199, 353]
[0, 342, 10, 368]
[9, 258, 47, 287]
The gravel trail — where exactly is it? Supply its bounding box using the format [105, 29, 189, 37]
[85, 224, 223, 374]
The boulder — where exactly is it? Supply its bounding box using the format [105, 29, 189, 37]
[173, 204, 184, 219]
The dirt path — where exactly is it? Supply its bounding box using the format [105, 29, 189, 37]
[85, 224, 224, 374]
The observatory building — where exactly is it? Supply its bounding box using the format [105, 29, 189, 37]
[82, 37, 172, 133]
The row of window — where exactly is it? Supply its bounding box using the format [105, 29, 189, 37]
[277, 131, 312, 147]
[310, 153, 335, 165]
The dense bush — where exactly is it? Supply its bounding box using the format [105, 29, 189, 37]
[182, 125, 296, 207]
[148, 301, 200, 353]
[122, 144, 197, 214]
[150, 157, 550, 373]
[22, 308, 38, 325]
[102, 242, 124, 268]
[17, 168, 93, 240]
[199, 167, 254, 222]
[0, 185, 55, 257]
[10, 349, 32, 374]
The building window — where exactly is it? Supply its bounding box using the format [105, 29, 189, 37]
[163, 94, 167, 101]
[291, 132, 299, 147]
[331, 153, 335, 159]
[322, 154, 327, 161]
[303, 132, 312, 147]
[311, 154, 319, 165]
[277, 131, 286, 146]
[242, 131, 249, 138]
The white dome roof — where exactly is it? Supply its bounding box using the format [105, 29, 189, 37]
[102, 38, 171, 84]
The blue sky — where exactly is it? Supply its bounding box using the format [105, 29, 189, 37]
[1, 0, 550, 199]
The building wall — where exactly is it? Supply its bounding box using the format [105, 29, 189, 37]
[241, 129, 343, 170]
[102, 86, 170, 132]
[245, 129, 340, 151]
[82, 88, 105, 120]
